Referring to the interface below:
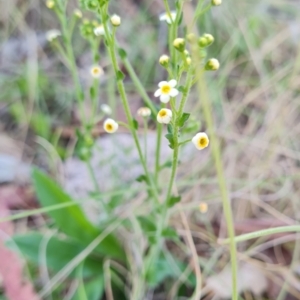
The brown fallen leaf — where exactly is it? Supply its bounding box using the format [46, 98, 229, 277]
[205, 262, 267, 299]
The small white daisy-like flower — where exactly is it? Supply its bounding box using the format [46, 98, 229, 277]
[94, 25, 105, 36]
[159, 11, 176, 24]
[199, 202, 208, 213]
[90, 66, 104, 78]
[100, 104, 112, 115]
[46, 30, 61, 42]
[157, 108, 172, 124]
[192, 132, 209, 150]
[137, 107, 151, 117]
[103, 118, 118, 133]
[110, 14, 121, 27]
[154, 79, 179, 103]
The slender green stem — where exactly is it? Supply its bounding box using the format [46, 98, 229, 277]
[123, 58, 157, 114]
[86, 160, 108, 213]
[144, 70, 194, 278]
[56, 9, 86, 124]
[195, 66, 238, 299]
[155, 123, 162, 184]
[99, 5, 159, 205]
[220, 226, 300, 244]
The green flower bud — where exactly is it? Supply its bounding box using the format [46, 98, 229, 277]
[78, 147, 92, 161]
[110, 14, 121, 27]
[212, 0, 222, 6]
[205, 58, 220, 71]
[173, 38, 185, 52]
[187, 33, 197, 44]
[198, 33, 214, 48]
[159, 55, 170, 67]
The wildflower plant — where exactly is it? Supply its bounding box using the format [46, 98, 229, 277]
[22, 0, 243, 299]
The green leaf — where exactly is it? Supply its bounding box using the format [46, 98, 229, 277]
[162, 227, 179, 241]
[178, 112, 190, 127]
[136, 174, 147, 183]
[89, 86, 95, 99]
[138, 216, 156, 233]
[132, 118, 139, 130]
[177, 85, 186, 93]
[167, 124, 173, 134]
[32, 169, 125, 261]
[116, 70, 125, 81]
[73, 275, 104, 300]
[167, 195, 181, 208]
[165, 133, 175, 149]
[9, 233, 103, 277]
[118, 48, 127, 59]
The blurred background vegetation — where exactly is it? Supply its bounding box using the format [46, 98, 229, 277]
[0, 0, 300, 299]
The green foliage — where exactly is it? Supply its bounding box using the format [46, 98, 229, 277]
[132, 118, 139, 130]
[73, 275, 104, 300]
[9, 233, 103, 277]
[165, 133, 175, 149]
[178, 112, 190, 128]
[32, 169, 125, 261]
[118, 48, 127, 59]
[116, 70, 125, 81]
[167, 195, 181, 208]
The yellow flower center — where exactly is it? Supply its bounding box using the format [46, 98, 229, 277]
[161, 85, 171, 94]
[159, 110, 167, 117]
[105, 124, 113, 131]
[199, 137, 208, 147]
[93, 68, 99, 74]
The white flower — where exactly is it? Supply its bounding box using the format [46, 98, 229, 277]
[154, 79, 179, 103]
[110, 14, 121, 27]
[192, 132, 209, 150]
[90, 66, 104, 78]
[137, 107, 151, 117]
[212, 0, 222, 6]
[101, 104, 112, 115]
[159, 11, 176, 24]
[157, 108, 172, 124]
[46, 30, 61, 42]
[103, 118, 118, 133]
[94, 25, 105, 36]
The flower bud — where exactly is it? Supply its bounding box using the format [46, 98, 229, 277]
[110, 14, 121, 27]
[74, 9, 82, 18]
[186, 57, 192, 65]
[46, 0, 55, 9]
[187, 33, 197, 44]
[211, 0, 222, 6]
[198, 33, 214, 48]
[205, 58, 220, 71]
[173, 38, 185, 52]
[159, 55, 170, 67]
[137, 107, 151, 117]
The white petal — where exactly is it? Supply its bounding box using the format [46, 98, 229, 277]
[158, 81, 168, 88]
[165, 17, 172, 24]
[160, 94, 170, 103]
[168, 79, 177, 87]
[162, 115, 171, 124]
[169, 88, 179, 97]
[159, 13, 167, 21]
[154, 89, 162, 97]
